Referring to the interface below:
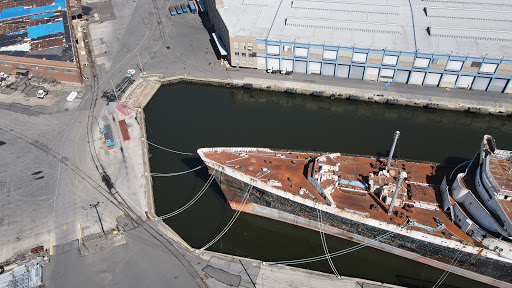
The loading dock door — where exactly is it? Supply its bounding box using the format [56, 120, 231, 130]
[488, 79, 508, 92]
[365, 67, 379, 81]
[295, 60, 307, 73]
[349, 66, 364, 79]
[394, 70, 409, 83]
[267, 58, 280, 71]
[409, 71, 425, 85]
[309, 62, 321, 74]
[379, 69, 394, 82]
[336, 65, 349, 78]
[472, 77, 491, 91]
[281, 59, 293, 72]
[424, 73, 441, 86]
[456, 76, 474, 89]
[440, 74, 457, 88]
[322, 63, 335, 76]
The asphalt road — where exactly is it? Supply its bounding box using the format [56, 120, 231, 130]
[44, 217, 204, 288]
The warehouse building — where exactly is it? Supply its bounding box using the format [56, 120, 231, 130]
[206, 0, 512, 93]
[0, 0, 82, 83]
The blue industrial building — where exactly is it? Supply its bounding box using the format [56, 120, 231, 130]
[207, 0, 512, 93]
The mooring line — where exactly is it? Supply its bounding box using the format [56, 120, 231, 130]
[151, 165, 205, 176]
[144, 138, 197, 155]
[157, 174, 215, 220]
[198, 184, 253, 252]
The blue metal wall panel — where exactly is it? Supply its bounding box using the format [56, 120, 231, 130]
[27, 22, 65, 39]
[0, 0, 65, 20]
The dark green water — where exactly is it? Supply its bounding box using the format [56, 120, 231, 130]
[144, 84, 512, 288]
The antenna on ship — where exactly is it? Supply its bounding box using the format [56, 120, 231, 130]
[386, 131, 400, 171]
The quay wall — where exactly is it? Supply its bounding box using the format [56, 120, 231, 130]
[135, 74, 512, 116]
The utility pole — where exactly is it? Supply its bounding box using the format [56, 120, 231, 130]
[137, 53, 144, 73]
[90, 202, 105, 234]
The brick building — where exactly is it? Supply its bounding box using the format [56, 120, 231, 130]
[0, 0, 82, 83]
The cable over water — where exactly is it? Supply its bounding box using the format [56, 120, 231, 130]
[151, 165, 205, 176]
[198, 184, 253, 253]
[144, 138, 198, 156]
[157, 174, 215, 220]
[266, 219, 410, 266]
[316, 207, 340, 278]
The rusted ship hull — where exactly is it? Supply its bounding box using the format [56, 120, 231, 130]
[207, 165, 512, 287]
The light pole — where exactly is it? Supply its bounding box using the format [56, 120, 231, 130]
[90, 202, 105, 234]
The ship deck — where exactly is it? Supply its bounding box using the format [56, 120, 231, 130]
[202, 148, 477, 244]
[489, 157, 512, 193]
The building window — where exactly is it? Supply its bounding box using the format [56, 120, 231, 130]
[17, 63, 26, 68]
[234, 42, 238, 49]
[471, 61, 481, 68]
[352, 53, 367, 63]
[63, 68, 75, 73]
[235, 52, 239, 56]
[282, 45, 293, 52]
[33, 66, 43, 70]
[413, 58, 430, 68]
[47, 66, 60, 71]
[241, 42, 246, 51]
[0, 61, 10, 66]
[242, 53, 246, 57]
[248, 57, 253, 64]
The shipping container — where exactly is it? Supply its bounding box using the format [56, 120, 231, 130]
[118, 119, 130, 141]
[181, 4, 189, 13]
[103, 124, 115, 147]
[188, 1, 197, 13]
[169, 5, 176, 15]
[175, 5, 182, 14]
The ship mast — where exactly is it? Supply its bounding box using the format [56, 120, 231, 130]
[387, 172, 406, 215]
[386, 131, 400, 171]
